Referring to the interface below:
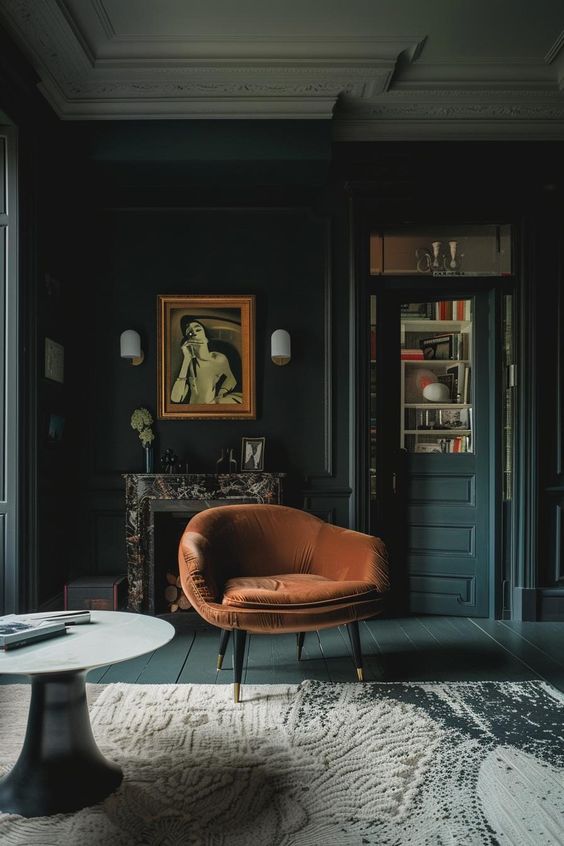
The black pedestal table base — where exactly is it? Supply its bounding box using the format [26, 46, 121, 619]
[0, 671, 122, 817]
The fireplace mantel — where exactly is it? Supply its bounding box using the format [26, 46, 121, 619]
[124, 473, 285, 613]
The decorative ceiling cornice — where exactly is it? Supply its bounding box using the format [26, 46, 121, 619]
[334, 90, 564, 140]
[0, 0, 563, 137]
[0, 0, 422, 119]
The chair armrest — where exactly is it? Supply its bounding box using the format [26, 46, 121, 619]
[178, 530, 219, 607]
[310, 523, 390, 592]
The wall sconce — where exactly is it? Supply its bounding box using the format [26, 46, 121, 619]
[120, 329, 144, 366]
[271, 329, 291, 366]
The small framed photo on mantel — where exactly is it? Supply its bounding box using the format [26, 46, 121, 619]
[241, 437, 265, 472]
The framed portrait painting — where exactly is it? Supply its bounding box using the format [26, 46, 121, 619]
[157, 294, 255, 420]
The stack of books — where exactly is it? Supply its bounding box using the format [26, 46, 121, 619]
[0, 610, 90, 650]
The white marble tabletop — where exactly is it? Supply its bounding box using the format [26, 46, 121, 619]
[0, 611, 175, 675]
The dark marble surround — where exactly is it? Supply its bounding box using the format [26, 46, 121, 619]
[124, 473, 285, 613]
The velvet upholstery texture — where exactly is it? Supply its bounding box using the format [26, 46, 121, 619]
[178, 504, 390, 634]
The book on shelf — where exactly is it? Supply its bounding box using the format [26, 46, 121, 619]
[401, 349, 424, 360]
[419, 332, 469, 361]
[414, 443, 443, 454]
[420, 334, 453, 360]
[440, 408, 470, 429]
[463, 366, 471, 403]
[401, 302, 434, 320]
[434, 300, 471, 321]
[0, 616, 67, 650]
[437, 372, 455, 397]
[446, 363, 466, 403]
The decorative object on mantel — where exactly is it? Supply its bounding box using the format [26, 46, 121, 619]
[160, 448, 179, 474]
[216, 448, 228, 473]
[241, 437, 265, 471]
[216, 448, 238, 473]
[130, 407, 155, 473]
[124, 472, 285, 612]
[164, 572, 191, 613]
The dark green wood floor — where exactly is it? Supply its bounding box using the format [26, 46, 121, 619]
[75, 614, 564, 692]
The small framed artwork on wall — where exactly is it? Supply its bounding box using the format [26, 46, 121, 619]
[241, 437, 265, 472]
[157, 295, 256, 420]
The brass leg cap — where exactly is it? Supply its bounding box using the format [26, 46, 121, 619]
[217, 654, 224, 671]
[356, 668, 365, 682]
[234, 683, 241, 703]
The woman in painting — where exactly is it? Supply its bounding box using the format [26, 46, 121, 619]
[171, 317, 242, 404]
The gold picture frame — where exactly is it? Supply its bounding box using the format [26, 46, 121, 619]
[157, 294, 255, 420]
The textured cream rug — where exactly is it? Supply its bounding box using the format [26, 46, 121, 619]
[1, 680, 564, 845]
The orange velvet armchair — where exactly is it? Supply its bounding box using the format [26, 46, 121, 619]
[178, 504, 390, 701]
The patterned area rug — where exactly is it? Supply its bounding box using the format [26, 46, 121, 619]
[1, 680, 564, 845]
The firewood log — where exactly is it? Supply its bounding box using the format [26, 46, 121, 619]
[164, 585, 178, 603]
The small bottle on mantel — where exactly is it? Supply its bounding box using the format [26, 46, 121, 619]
[228, 448, 238, 474]
[216, 448, 228, 474]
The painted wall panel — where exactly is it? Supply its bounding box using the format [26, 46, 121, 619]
[408, 474, 475, 506]
[408, 524, 475, 556]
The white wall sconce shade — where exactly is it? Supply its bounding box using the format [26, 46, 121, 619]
[120, 330, 144, 366]
[271, 329, 291, 366]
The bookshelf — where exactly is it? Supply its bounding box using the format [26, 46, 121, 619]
[400, 299, 473, 454]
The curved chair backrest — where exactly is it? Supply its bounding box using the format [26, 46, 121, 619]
[185, 504, 325, 582]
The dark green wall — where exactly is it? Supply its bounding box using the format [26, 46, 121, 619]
[59, 121, 351, 584]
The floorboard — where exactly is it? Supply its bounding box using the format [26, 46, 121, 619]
[176, 628, 223, 684]
[4, 616, 564, 692]
[135, 630, 196, 684]
[470, 618, 564, 691]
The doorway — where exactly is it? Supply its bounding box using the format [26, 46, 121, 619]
[363, 225, 515, 619]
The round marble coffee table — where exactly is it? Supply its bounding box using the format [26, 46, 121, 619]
[0, 610, 174, 817]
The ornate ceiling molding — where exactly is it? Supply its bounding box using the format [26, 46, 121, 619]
[334, 90, 564, 140]
[0, 0, 422, 119]
[0, 0, 563, 136]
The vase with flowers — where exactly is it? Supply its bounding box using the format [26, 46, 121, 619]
[130, 407, 155, 473]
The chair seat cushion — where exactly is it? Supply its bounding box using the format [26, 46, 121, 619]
[221, 572, 378, 610]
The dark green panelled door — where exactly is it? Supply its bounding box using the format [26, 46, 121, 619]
[372, 290, 492, 617]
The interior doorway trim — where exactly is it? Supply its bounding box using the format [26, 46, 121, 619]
[0, 123, 20, 613]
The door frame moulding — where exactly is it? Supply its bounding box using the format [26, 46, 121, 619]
[0, 123, 20, 613]
[349, 205, 525, 620]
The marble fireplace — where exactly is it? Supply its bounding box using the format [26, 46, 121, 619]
[124, 473, 285, 613]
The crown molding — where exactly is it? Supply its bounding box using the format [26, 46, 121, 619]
[334, 90, 564, 140]
[0, 0, 422, 119]
[1, 0, 563, 134]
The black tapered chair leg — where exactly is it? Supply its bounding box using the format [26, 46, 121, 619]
[346, 621, 364, 681]
[296, 632, 306, 661]
[232, 630, 247, 703]
[217, 629, 231, 671]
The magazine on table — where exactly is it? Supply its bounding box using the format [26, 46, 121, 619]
[16, 609, 91, 626]
[0, 615, 68, 650]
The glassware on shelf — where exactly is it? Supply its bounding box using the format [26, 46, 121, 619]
[431, 241, 442, 270]
[448, 240, 459, 271]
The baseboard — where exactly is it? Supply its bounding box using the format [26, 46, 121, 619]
[511, 588, 538, 621]
[538, 588, 564, 622]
